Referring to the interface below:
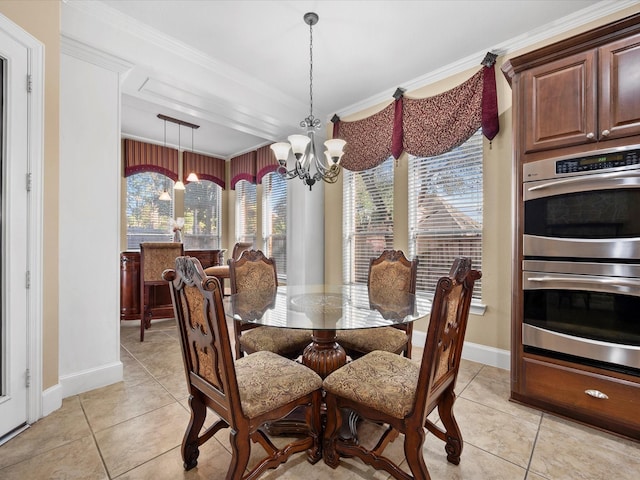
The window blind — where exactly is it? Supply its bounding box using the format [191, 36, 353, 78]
[408, 129, 483, 300]
[183, 180, 222, 249]
[343, 157, 394, 285]
[235, 179, 257, 245]
[126, 172, 174, 249]
[262, 172, 287, 279]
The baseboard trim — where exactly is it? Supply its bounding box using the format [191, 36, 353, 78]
[412, 331, 510, 370]
[42, 384, 62, 418]
[59, 361, 124, 399]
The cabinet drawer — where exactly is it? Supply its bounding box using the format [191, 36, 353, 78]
[522, 357, 640, 432]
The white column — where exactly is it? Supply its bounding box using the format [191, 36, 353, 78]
[287, 180, 325, 285]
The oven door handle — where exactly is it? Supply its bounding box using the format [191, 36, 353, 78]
[525, 274, 640, 295]
[526, 170, 640, 194]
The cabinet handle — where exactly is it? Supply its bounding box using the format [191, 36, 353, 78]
[601, 129, 611, 137]
[586, 132, 595, 140]
[585, 389, 609, 400]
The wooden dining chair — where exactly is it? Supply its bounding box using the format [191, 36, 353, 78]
[337, 249, 418, 358]
[323, 257, 481, 480]
[229, 250, 312, 360]
[163, 256, 323, 479]
[203, 241, 253, 295]
[139, 242, 184, 341]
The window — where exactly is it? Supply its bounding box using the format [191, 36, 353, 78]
[183, 180, 222, 249]
[126, 172, 174, 249]
[235, 179, 257, 245]
[408, 129, 483, 300]
[343, 157, 394, 285]
[262, 172, 287, 279]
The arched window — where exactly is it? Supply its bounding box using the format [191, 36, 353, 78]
[126, 172, 174, 249]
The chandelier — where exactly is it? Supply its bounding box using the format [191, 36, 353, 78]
[270, 12, 346, 191]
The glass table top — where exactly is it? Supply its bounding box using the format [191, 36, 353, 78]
[229, 284, 429, 331]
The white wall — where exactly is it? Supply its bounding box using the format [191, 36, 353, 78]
[58, 51, 123, 397]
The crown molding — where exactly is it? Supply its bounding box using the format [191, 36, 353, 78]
[60, 34, 133, 73]
[336, 0, 639, 118]
[62, 0, 303, 111]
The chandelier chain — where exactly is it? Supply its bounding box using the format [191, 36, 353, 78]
[309, 18, 313, 122]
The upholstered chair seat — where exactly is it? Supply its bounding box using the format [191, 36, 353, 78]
[239, 326, 312, 359]
[336, 327, 409, 356]
[323, 350, 419, 419]
[235, 350, 322, 418]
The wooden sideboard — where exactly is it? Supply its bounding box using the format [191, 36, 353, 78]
[120, 249, 224, 321]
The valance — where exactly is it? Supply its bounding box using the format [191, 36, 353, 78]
[402, 69, 483, 158]
[335, 102, 396, 172]
[332, 56, 499, 171]
[256, 145, 279, 184]
[230, 151, 257, 190]
[184, 151, 226, 189]
[124, 138, 179, 180]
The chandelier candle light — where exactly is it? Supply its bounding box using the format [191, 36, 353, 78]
[270, 12, 346, 191]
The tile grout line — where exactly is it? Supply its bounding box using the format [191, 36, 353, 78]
[78, 394, 114, 479]
[523, 411, 545, 479]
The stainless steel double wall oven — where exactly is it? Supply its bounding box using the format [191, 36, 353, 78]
[522, 145, 640, 374]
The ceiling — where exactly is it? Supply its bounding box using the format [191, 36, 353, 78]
[63, 0, 634, 159]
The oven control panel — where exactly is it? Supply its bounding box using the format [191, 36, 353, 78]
[556, 149, 640, 174]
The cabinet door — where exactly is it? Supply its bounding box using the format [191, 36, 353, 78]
[523, 50, 597, 153]
[599, 32, 640, 141]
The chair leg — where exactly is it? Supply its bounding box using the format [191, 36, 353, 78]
[182, 394, 206, 470]
[140, 285, 152, 342]
[227, 428, 251, 480]
[322, 393, 342, 469]
[437, 387, 463, 465]
[306, 390, 323, 464]
[404, 427, 431, 480]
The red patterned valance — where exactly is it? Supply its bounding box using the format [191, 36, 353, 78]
[256, 145, 279, 184]
[184, 151, 226, 189]
[403, 69, 483, 157]
[332, 57, 499, 170]
[124, 138, 179, 180]
[336, 102, 397, 172]
[230, 151, 256, 190]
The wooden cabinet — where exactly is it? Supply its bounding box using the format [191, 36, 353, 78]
[503, 13, 640, 441]
[120, 249, 224, 320]
[504, 15, 640, 161]
[519, 355, 640, 440]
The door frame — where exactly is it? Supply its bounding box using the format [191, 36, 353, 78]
[0, 13, 44, 424]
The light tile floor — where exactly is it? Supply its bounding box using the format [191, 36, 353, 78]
[1, 314, 639, 479]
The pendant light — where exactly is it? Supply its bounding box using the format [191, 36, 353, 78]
[159, 118, 172, 201]
[186, 126, 199, 182]
[174, 124, 185, 190]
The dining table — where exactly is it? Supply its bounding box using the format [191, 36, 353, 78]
[229, 284, 428, 378]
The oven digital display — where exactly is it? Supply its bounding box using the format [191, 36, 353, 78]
[556, 151, 639, 174]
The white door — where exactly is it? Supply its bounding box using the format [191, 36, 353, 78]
[0, 25, 30, 438]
